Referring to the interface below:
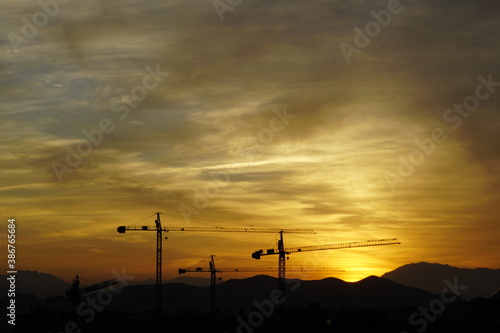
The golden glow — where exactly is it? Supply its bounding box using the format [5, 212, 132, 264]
[1, 0, 499, 284]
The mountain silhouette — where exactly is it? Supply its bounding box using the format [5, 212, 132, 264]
[4, 262, 497, 313]
[33, 274, 438, 314]
[0, 271, 212, 300]
[1, 273, 440, 314]
[0, 271, 69, 299]
[381, 262, 500, 300]
[129, 276, 211, 287]
[273, 275, 437, 309]
[2, 267, 498, 332]
[167, 276, 211, 287]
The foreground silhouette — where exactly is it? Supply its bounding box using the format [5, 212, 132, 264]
[1, 275, 498, 333]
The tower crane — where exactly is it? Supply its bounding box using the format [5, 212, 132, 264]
[178, 255, 343, 312]
[117, 212, 315, 312]
[66, 275, 118, 313]
[252, 231, 401, 295]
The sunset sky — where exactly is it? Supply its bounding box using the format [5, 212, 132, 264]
[1, 0, 499, 285]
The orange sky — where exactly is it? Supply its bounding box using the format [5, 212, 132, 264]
[1, 0, 499, 284]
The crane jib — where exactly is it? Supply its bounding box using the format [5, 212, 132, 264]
[117, 226, 315, 234]
[252, 238, 401, 258]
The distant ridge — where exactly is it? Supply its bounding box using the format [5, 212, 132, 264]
[208, 274, 436, 312]
[381, 262, 500, 300]
[283, 275, 437, 309]
[166, 276, 211, 287]
[129, 276, 211, 287]
[4, 263, 498, 306]
[1, 273, 438, 314]
[0, 271, 69, 299]
[98, 274, 438, 312]
[0, 271, 211, 299]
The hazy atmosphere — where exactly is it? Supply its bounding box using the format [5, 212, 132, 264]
[1, 0, 499, 285]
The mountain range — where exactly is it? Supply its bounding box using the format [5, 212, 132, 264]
[1, 262, 498, 314]
[382, 262, 500, 300]
[0, 270, 69, 299]
[4, 274, 438, 314]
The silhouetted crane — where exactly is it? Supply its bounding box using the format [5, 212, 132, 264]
[252, 232, 401, 295]
[66, 275, 117, 313]
[179, 255, 342, 312]
[117, 212, 315, 312]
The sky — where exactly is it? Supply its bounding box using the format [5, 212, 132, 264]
[1, 0, 499, 284]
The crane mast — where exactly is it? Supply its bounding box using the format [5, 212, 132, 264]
[209, 255, 216, 313]
[252, 237, 401, 295]
[155, 213, 162, 313]
[66, 275, 117, 313]
[117, 214, 315, 312]
[278, 231, 286, 295]
[179, 255, 342, 312]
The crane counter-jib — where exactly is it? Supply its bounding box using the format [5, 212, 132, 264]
[116, 212, 316, 313]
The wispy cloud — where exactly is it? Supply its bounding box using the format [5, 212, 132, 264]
[1, 0, 499, 282]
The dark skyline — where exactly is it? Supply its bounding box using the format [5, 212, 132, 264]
[1, 0, 499, 284]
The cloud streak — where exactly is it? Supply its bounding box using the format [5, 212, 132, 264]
[1, 0, 499, 282]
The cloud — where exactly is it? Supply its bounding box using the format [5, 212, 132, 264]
[1, 0, 499, 281]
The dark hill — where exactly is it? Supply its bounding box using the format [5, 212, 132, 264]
[285, 275, 436, 309]
[116, 274, 438, 312]
[7, 274, 439, 313]
[0, 271, 69, 299]
[381, 262, 500, 300]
